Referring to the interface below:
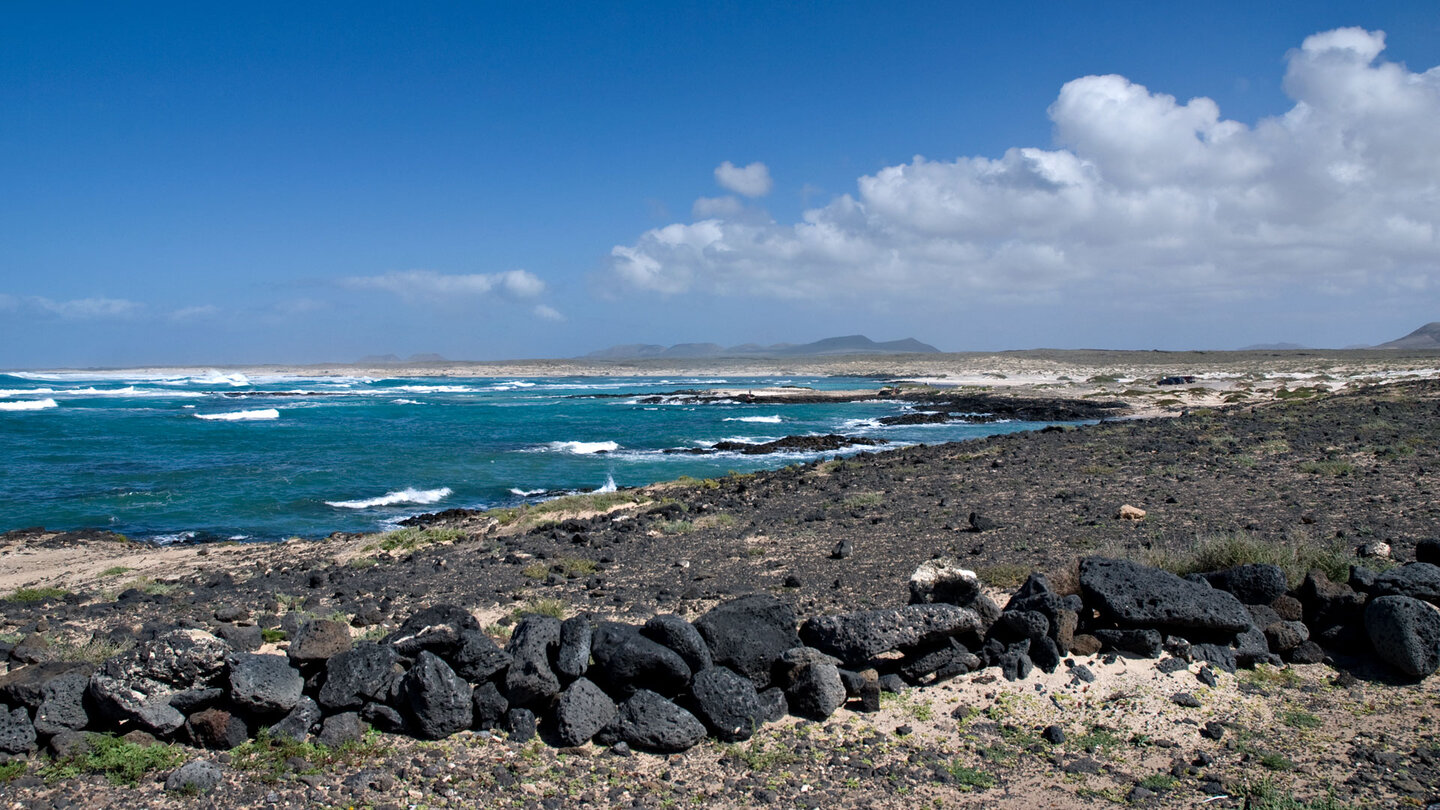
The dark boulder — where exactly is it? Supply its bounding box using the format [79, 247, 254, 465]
[360, 702, 406, 734]
[694, 595, 801, 689]
[186, 707, 249, 750]
[552, 678, 617, 747]
[589, 623, 692, 698]
[0, 661, 93, 709]
[1371, 563, 1440, 605]
[1263, 621, 1309, 653]
[89, 629, 230, 735]
[164, 759, 222, 794]
[783, 656, 845, 721]
[689, 667, 764, 742]
[1189, 644, 1237, 673]
[317, 642, 403, 711]
[287, 619, 352, 665]
[1079, 558, 1252, 634]
[505, 616, 562, 706]
[268, 696, 321, 742]
[0, 705, 36, 754]
[33, 669, 91, 736]
[505, 707, 537, 743]
[989, 610, 1049, 645]
[317, 712, 366, 747]
[758, 688, 788, 723]
[642, 614, 713, 674]
[799, 604, 982, 665]
[1364, 595, 1440, 677]
[554, 617, 593, 680]
[1204, 564, 1287, 605]
[607, 689, 707, 753]
[227, 653, 303, 716]
[908, 560, 982, 606]
[1416, 539, 1440, 565]
[1094, 626, 1165, 658]
[899, 638, 978, 683]
[450, 630, 511, 683]
[471, 682, 509, 730]
[386, 604, 480, 658]
[400, 651, 473, 740]
[214, 623, 262, 652]
[1287, 641, 1326, 664]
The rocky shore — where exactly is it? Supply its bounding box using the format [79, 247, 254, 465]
[3, 379, 1440, 808]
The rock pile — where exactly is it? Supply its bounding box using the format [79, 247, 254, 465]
[1, 555, 1438, 767]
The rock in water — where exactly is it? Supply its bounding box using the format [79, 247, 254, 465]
[401, 651, 474, 739]
[1364, 595, 1440, 677]
[1079, 558, 1252, 634]
[694, 595, 801, 689]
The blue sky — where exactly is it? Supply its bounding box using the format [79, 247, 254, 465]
[2, 2, 1438, 366]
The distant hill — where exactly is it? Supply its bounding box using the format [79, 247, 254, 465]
[1376, 322, 1440, 350]
[582, 335, 940, 360]
[358, 353, 449, 364]
[1239, 342, 1308, 351]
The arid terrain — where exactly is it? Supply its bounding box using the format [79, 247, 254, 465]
[3, 352, 1440, 809]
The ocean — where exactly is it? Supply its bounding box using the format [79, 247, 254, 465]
[0, 370, 1061, 542]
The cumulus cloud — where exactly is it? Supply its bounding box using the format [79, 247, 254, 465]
[612, 29, 1440, 306]
[170, 304, 220, 322]
[532, 304, 566, 322]
[343, 269, 546, 303]
[692, 195, 745, 219]
[30, 296, 143, 319]
[714, 161, 773, 197]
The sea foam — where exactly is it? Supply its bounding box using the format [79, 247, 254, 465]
[723, 415, 783, 423]
[326, 486, 453, 509]
[547, 440, 620, 454]
[195, 408, 280, 421]
[0, 399, 58, 411]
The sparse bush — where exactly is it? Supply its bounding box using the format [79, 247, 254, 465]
[976, 564, 1030, 589]
[231, 729, 388, 783]
[7, 586, 69, 603]
[510, 598, 567, 621]
[369, 527, 466, 552]
[1299, 460, 1355, 477]
[42, 733, 185, 786]
[1146, 530, 1351, 587]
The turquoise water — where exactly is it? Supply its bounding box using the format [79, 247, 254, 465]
[0, 370, 1057, 541]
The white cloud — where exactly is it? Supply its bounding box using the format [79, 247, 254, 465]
[612, 29, 1440, 307]
[714, 161, 773, 197]
[30, 296, 143, 319]
[532, 304, 565, 322]
[692, 195, 744, 219]
[343, 269, 546, 303]
[170, 304, 220, 322]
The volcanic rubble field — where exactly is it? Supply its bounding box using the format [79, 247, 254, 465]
[2, 381, 1440, 808]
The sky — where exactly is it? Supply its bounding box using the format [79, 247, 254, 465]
[2, 2, 1438, 367]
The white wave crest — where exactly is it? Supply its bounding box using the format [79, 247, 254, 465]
[723, 415, 783, 423]
[0, 398, 58, 411]
[326, 486, 453, 509]
[547, 441, 619, 454]
[390, 398, 424, 405]
[195, 408, 280, 421]
[0, 388, 55, 397]
[594, 475, 617, 493]
[391, 385, 480, 394]
[509, 487, 547, 496]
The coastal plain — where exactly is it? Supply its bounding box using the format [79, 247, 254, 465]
[3, 349, 1440, 808]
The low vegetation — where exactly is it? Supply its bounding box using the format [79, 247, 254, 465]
[6, 586, 69, 603]
[42, 733, 185, 786]
[1145, 530, 1352, 587]
[230, 730, 388, 783]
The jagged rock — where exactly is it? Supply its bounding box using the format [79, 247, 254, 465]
[287, 620, 351, 665]
[228, 653, 303, 716]
[1068, 634, 1102, 656]
[47, 729, 90, 759]
[186, 707, 249, 750]
[857, 669, 882, 712]
[1234, 626, 1277, 667]
[268, 696, 321, 742]
[990, 610, 1050, 644]
[1287, 641, 1326, 664]
[0, 661, 94, 709]
[88, 629, 230, 735]
[1298, 570, 1369, 651]
[1364, 595, 1440, 677]
[471, 682, 509, 730]
[318, 642, 402, 711]
[607, 689, 707, 753]
[642, 614, 713, 674]
[689, 667, 764, 742]
[799, 604, 982, 665]
[1264, 621, 1309, 653]
[1271, 595, 1304, 622]
[554, 617, 593, 680]
[694, 595, 801, 689]
[784, 656, 846, 721]
[998, 646, 1033, 681]
[165, 759, 222, 794]
[553, 678, 616, 747]
[401, 651, 473, 740]
[360, 702, 405, 733]
[758, 688, 788, 723]
[450, 630, 511, 683]
[1204, 564, 1287, 605]
[33, 669, 91, 735]
[505, 707, 537, 742]
[1030, 637, 1062, 673]
[1079, 558, 1252, 634]
[1351, 566, 1379, 591]
[317, 712, 365, 747]
[0, 705, 36, 754]
[10, 633, 49, 664]
[908, 560, 981, 606]
[213, 623, 262, 652]
[1189, 644, 1237, 673]
[168, 687, 224, 714]
[1371, 563, 1440, 604]
[386, 604, 480, 658]
[505, 616, 562, 707]
[1093, 628, 1163, 658]
[589, 623, 692, 698]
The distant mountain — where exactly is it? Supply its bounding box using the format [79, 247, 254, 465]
[358, 353, 449, 364]
[582, 335, 941, 360]
[1239, 342, 1308, 351]
[1376, 322, 1440, 350]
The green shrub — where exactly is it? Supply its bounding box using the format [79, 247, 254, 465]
[231, 729, 388, 783]
[1146, 531, 1351, 587]
[509, 598, 567, 621]
[369, 526, 466, 552]
[7, 586, 69, 603]
[0, 761, 25, 783]
[43, 733, 185, 786]
[1298, 460, 1355, 477]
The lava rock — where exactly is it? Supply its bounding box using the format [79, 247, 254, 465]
[553, 677, 617, 747]
[908, 559, 982, 606]
[0, 705, 37, 754]
[505, 616, 563, 707]
[607, 689, 707, 753]
[1287, 641, 1326, 664]
[1080, 558, 1252, 634]
[186, 707, 249, 750]
[213, 623, 263, 652]
[0, 660, 93, 710]
[228, 653, 303, 716]
[1189, 644, 1237, 673]
[360, 702, 406, 733]
[689, 666, 764, 742]
[1416, 539, 1440, 566]
[88, 629, 230, 735]
[451, 629, 512, 683]
[757, 688, 788, 723]
[1364, 595, 1440, 677]
[385, 604, 480, 658]
[400, 651, 474, 740]
[589, 623, 692, 698]
[642, 614, 713, 674]
[268, 696, 321, 742]
[784, 657, 846, 721]
[32, 669, 91, 735]
[317, 712, 366, 747]
[1204, 564, 1287, 605]
[1371, 563, 1440, 605]
[165, 759, 222, 794]
[318, 642, 403, 711]
[554, 617, 593, 680]
[799, 604, 982, 665]
[471, 682, 509, 730]
[287, 619, 352, 665]
[505, 707, 537, 742]
[1093, 628, 1164, 658]
[694, 595, 801, 689]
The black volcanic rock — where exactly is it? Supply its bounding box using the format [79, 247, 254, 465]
[1079, 558, 1253, 634]
[694, 595, 801, 689]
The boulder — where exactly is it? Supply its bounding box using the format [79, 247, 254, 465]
[0, 705, 36, 754]
[784, 657, 845, 721]
[800, 604, 982, 665]
[386, 604, 480, 658]
[287, 619, 352, 665]
[471, 682, 509, 730]
[228, 653, 303, 716]
[908, 559, 981, 606]
[1093, 628, 1163, 658]
[186, 707, 249, 750]
[1287, 641, 1325, 664]
[1204, 564, 1287, 605]
[164, 759, 222, 794]
[899, 638, 979, 683]
[607, 689, 707, 753]
[318, 642, 403, 711]
[1364, 595, 1440, 678]
[1264, 621, 1309, 653]
[552, 678, 616, 747]
[360, 703, 406, 733]
[88, 629, 230, 735]
[213, 623, 262, 652]
[317, 712, 366, 747]
[1416, 539, 1440, 565]
[990, 610, 1049, 645]
[554, 617, 593, 680]
[268, 696, 321, 742]
[1079, 558, 1252, 634]
[1371, 563, 1440, 605]
[505, 616, 562, 706]
[0, 661, 94, 709]
[642, 615, 713, 674]
[694, 595, 801, 689]
[505, 707, 537, 743]
[33, 669, 91, 735]
[400, 651, 473, 740]
[450, 630, 511, 683]
[689, 667, 764, 742]
[589, 623, 692, 698]
[1116, 504, 1146, 520]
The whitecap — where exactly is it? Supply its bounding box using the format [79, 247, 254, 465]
[593, 475, 618, 493]
[326, 486, 453, 509]
[723, 415, 783, 423]
[390, 399, 424, 405]
[0, 388, 55, 397]
[152, 531, 198, 545]
[546, 440, 619, 454]
[509, 487, 547, 496]
[195, 408, 280, 421]
[0, 398, 58, 411]
[390, 385, 480, 394]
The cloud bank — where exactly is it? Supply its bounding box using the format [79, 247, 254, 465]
[611, 29, 1439, 307]
[343, 269, 547, 302]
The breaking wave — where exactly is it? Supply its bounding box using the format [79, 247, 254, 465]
[325, 486, 453, 509]
[195, 408, 280, 421]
